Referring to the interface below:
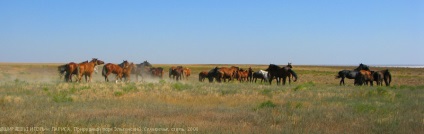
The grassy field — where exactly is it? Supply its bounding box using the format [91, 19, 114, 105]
[0, 63, 423, 133]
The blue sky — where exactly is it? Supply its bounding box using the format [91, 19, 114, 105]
[1, 0, 423, 65]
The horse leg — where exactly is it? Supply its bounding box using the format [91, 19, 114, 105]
[340, 77, 344, 86]
[88, 74, 92, 82]
[283, 77, 287, 85]
[277, 77, 281, 85]
[269, 75, 273, 85]
[288, 76, 291, 84]
[77, 74, 82, 83]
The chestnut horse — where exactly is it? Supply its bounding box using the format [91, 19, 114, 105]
[182, 68, 191, 80]
[102, 60, 129, 82]
[236, 69, 249, 82]
[357, 70, 374, 86]
[58, 61, 89, 82]
[122, 62, 133, 82]
[216, 66, 239, 82]
[77, 58, 104, 82]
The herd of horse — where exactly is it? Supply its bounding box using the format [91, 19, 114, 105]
[199, 63, 298, 85]
[336, 63, 392, 86]
[58, 59, 190, 83]
[58, 59, 391, 86]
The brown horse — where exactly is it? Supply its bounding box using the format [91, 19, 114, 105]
[216, 66, 239, 82]
[198, 71, 208, 82]
[169, 66, 184, 81]
[236, 69, 249, 82]
[102, 61, 129, 82]
[150, 67, 164, 78]
[182, 68, 191, 80]
[77, 58, 104, 82]
[357, 70, 374, 86]
[58, 61, 89, 82]
[122, 62, 134, 82]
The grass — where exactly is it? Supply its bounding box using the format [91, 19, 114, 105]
[0, 63, 423, 133]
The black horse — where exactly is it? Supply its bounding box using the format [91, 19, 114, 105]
[336, 70, 361, 85]
[337, 63, 372, 86]
[266, 64, 298, 85]
[207, 67, 222, 83]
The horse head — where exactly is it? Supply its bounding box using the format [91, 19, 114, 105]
[143, 61, 152, 67]
[287, 63, 293, 68]
[119, 60, 130, 68]
[90, 58, 104, 65]
[97, 59, 104, 65]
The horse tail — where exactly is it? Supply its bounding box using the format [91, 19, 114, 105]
[385, 69, 392, 86]
[102, 65, 107, 77]
[288, 69, 298, 82]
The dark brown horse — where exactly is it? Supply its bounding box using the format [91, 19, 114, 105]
[372, 69, 392, 86]
[198, 71, 208, 82]
[169, 66, 184, 81]
[286, 63, 295, 83]
[77, 58, 104, 82]
[247, 67, 254, 82]
[102, 61, 129, 82]
[266, 64, 298, 85]
[150, 67, 164, 78]
[207, 67, 223, 83]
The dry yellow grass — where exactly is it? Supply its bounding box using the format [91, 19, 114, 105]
[0, 63, 423, 133]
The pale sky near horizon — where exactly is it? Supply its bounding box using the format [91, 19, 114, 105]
[1, 0, 423, 65]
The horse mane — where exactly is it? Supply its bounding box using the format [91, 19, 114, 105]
[355, 63, 370, 71]
[268, 64, 281, 71]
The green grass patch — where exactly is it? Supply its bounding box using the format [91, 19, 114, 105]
[293, 81, 315, 91]
[258, 100, 276, 109]
[172, 82, 192, 91]
[52, 91, 73, 103]
[114, 91, 123, 97]
[122, 83, 138, 92]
